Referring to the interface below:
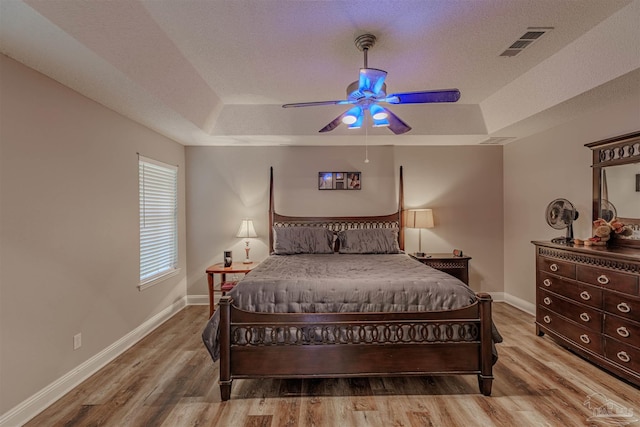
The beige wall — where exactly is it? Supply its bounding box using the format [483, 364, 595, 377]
[185, 144, 504, 296]
[0, 54, 504, 419]
[503, 96, 640, 310]
[0, 55, 187, 413]
[395, 146, 504, 294]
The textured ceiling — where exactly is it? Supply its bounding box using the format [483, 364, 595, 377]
[1, 0, 639, 146]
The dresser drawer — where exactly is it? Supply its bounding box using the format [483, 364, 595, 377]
[537, 257, 576, 279]
[577, 265, 638, 295]
[604, 293, 640, 322]
[604, 314, 640, 349]
[537, 307, 603, 354]
[605, 338, 640, 373]
[538, 289, 602, 331]
[538, 272, 602, 308]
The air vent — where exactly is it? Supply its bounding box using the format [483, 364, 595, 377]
[500, 27, 553, 57]
[479, 137, 516, 145]
[500, 49, 521, 57]
[509, 40, 533, 49]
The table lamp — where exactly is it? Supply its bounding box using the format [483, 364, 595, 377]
[236, 219, 258, 263]
[405, 209, 434, 257]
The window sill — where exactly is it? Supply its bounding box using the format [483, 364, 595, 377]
[138, 268, 181, 291]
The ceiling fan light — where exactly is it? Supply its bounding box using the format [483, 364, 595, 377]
[369, 104, 388, 120]
[372, 117, 390, 127]
[348, 113, 363, 129]
[342, 115, 358, 125]
[341, 106, 362, 125]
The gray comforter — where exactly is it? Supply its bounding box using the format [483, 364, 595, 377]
[203, 253, 500, 361]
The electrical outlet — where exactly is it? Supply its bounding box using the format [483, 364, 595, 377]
[73, 333, 82, 350]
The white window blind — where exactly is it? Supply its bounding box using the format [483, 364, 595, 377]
[139, 155, 178, 287]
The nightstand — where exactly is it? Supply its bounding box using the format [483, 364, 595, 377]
[409, 253, 471, 285]
[205, 261, 259, 316]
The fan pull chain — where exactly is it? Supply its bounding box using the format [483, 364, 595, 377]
[364, 115, 370, 163]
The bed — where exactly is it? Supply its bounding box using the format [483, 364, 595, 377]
[202, 167, 500, 400]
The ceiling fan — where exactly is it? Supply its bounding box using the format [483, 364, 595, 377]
[282, 34, 461, 135]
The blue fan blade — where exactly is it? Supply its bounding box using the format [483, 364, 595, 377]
[283, 99, 351, 108]
[358, 68, 387, 95]
[386, 89, 460, 104]
[382, 107, 411, 134]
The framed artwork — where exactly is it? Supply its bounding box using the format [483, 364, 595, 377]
[319, 172, 361, 190]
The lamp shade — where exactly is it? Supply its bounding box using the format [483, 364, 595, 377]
[405, 209, 434, 229]
[236, 219, 257, 238]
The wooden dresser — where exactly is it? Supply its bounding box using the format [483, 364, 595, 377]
[533, 241, 640, 386]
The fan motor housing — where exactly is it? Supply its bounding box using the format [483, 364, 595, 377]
[346, 80, 387, 101]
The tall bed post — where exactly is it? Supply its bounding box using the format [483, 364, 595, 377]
[268, 166, 274, 253]
[399, 165, 404, 251]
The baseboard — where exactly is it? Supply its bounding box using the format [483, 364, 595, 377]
[503, 293, 535, 315]
[487, 291, 505, 302]
[186, 294, 209, 306]
[0, 297, 187, 427]
[473, 291, 535, 315]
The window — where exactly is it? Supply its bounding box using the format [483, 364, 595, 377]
[138, 155, 178, 289]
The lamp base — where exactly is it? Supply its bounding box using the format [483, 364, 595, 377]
[243, 243, 252, 263]
[414, 252, 427, 258]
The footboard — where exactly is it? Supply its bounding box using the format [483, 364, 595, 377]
[218, 293, 494, 400]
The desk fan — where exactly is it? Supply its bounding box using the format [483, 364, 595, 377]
[546, 198, 579, 244]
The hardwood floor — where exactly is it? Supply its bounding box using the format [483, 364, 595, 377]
[26, 303, 639, 426]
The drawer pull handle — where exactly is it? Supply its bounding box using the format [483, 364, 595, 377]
[543, 315, 551, 324]
[597, 275, 610, 285]
[616, 327, 630, 338]
[549, 263, 559, 272]
[543, 278, 552, 287]
[617, 302, 631, 313]
[580, 291, 591, 301]
[580, 313, 590, 322]
[579, 334, 591, 344]
[617, 351, 630, 363]
[543, 297, 551, 305]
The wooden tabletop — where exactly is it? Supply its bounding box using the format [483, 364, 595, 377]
[409, 253, 471, 260]
[206, 261, 259, 274]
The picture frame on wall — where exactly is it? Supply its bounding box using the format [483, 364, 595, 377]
[318, 172, 361, 190]
[319, 172, 333, 189]
[347, 172, 360, 189]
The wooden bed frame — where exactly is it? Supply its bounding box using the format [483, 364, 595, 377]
[217, 166, 494, 400]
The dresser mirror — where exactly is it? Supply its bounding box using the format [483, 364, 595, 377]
[587, 131, 640, 248]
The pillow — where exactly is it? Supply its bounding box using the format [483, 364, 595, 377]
[273, 226, 334, 254]
[337, 228, 400, 254]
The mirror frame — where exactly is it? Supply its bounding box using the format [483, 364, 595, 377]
[586, 130, 640, 249]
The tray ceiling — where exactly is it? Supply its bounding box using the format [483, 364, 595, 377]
[1, 0, 639, 146]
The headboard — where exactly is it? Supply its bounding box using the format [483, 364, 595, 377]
[268, 166, 405, 251]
